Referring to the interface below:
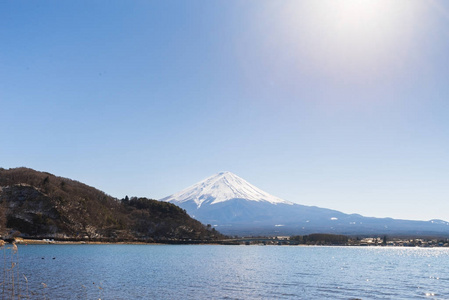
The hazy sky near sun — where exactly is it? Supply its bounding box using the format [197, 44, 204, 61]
[1, 0, 449, 221]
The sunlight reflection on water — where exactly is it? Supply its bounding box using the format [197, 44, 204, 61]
[15, 245, 449, 299]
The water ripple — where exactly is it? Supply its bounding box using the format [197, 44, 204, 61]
[14, 245, 449, 299]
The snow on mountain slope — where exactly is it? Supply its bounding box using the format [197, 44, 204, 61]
[160, 172, 449, 236]
[161, 171, 293, 208]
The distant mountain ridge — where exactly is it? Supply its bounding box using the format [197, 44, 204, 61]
[162, 172, 449, 236]
[0, 167, 223, 241]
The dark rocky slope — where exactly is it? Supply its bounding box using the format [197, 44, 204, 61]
[0, 167, 223, 241]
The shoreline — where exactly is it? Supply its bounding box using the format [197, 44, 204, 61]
[8, 238, 449, 248]
[18, 239, 153, 245]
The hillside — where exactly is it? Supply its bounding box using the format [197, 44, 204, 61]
[0, 167, 223, 242]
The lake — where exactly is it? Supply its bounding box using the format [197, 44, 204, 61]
[6, 244, 449, 299]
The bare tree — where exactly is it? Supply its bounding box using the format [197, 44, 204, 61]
[0, 199, 6, 236]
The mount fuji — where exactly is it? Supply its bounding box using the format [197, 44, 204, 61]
[161, 172, 449, 236]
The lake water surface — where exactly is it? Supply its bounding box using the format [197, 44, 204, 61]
[10, 244, 449, 299]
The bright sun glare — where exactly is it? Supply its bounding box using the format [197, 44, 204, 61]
[267, 0, 425, 82]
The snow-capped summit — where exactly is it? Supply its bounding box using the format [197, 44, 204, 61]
[160, 172, 449, 237]
[161, 171, 293, 208]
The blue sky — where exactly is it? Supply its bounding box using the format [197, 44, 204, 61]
[1, 0, 449, 221]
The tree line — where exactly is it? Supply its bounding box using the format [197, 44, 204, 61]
[290, 233, 349, 245]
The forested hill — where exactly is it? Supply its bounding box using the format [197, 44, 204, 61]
[0, 167, 224, 242]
